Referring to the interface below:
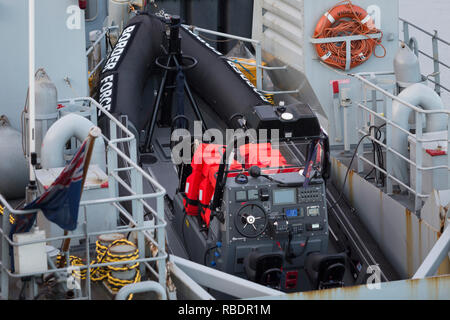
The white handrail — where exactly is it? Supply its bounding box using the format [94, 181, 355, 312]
[354, 72, 450, 211]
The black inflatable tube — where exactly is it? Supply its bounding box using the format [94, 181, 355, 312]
[179, 26, 271, 128]
[98, 13, 272, 135]
[98, 14, 164, 133]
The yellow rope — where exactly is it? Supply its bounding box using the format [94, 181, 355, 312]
[56, 255, 87, 279]
[264, 93, 274, 105]
[56, 238, 141, 300]
[0, 205, 15, 224]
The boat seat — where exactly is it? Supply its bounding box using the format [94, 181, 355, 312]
[244, 250, 283, 288]
[305, 252, 346, 290]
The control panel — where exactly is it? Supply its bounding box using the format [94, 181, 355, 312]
[226, 181, 326, 241]
[219, 170, 328, 286]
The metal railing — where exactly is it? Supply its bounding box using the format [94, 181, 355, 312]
[400, 18, 450, 95]
[0, 97, 167, 300]
[310, 33, 383, 71]
[413, 221, 450, 279]
[86, 25, 118, 96]
[184, 25, 298, 95]
[354, 72, 450, 213]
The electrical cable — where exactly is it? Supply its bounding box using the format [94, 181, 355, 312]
[285, 230, 310, 264]
[18, 277, 30, 300]
[363, 124, 386, 185]
[327, 126, 383, 210]
[203, 245, 218, 266]
[181, 211, 192, 259]
[106, 28, 114, 52]
[259, 173, 286, 185]
[198, 33, 236, 43]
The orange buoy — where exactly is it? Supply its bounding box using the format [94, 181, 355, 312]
[313, 0, 385, 70]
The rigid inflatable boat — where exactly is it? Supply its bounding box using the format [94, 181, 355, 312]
[97, 12, 340, 293]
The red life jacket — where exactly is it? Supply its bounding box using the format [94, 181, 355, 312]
[183, 144, 224, 216]
[184, 143, 291, 223]
[239, 143, 288, 168]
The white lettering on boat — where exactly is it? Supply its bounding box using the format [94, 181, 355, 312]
[103, 25, 137, 72]
[98, 74, 115, 115]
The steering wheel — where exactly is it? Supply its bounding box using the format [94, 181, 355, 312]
[234, 204, 268, 238]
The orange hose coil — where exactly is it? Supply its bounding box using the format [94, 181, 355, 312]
[313, 0, 386, 70]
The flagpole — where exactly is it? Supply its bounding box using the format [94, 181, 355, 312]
[58, 126, 101, 268]
[80, 127, 101, 198]
[27, 0, 37, 203]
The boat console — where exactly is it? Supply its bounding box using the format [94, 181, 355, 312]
[172, 136, 344, 292]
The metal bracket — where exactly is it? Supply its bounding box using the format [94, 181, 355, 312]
[310, 33, 383, 71]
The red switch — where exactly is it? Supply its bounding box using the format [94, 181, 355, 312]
[332, 81, 339, 94]
[426, 149, 446, 156]
[79, 0, 87, 10]
[100, 181, 109, 188]
[285, 271, 298, 289]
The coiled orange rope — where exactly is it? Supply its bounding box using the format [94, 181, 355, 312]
[313, 0, 386, 70]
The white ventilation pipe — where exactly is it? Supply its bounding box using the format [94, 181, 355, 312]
[41, 113, 106, 171]
[108, 0, 131, 32]
[392, 83, 447, 186]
